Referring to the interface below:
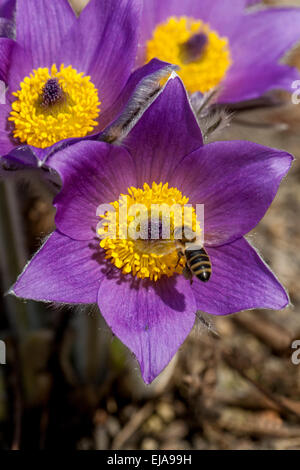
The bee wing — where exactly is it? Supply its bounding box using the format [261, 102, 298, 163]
[183, 265, 193, 281]
[140, 240, 177, 256]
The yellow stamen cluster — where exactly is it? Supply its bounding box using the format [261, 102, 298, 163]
[9, 64, 100, 148]
[98, 182, 201, 282]
[146, 16, 232, 94]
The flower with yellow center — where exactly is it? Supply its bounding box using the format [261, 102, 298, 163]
[1, 0, 163, 179]
[98, 182, 201, 282]
[146, 16, 231, 94]
[8, 64, 101, 148]
[11, 75, 292, 387]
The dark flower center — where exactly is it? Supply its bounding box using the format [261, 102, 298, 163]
[180, 33, 208, 64]
[41, 78, 64, 107]
[147, 217, 165, 240]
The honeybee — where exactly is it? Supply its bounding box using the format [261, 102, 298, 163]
[174, 226, 212, 284]
[138, 226, 212, 283]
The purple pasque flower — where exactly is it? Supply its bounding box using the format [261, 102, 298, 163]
[11, 75, 292, 384]
[137, 0, 300, 103]
[0, 0, 172, 174]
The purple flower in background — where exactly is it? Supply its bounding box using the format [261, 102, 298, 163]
[11, 76, 292, 384]
[0, 0, 171, 174]
[137, 0, 300, 103]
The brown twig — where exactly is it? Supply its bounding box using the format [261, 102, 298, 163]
[222, 347, 300, 420]
[234, 311, 293, 353]
[111, 402, 154, 449]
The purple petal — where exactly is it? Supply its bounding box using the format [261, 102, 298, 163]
[0, 144, 43, 178]
[0, 0, 16, 19]
[124, 75, 203, 186]
[12, 230, 103, 304]
[220, 63, 300, 103]
[15, 0, 75, 69]
[0, 104, 13, 156]
[0, 80, 4, 102]
[0, 37, 13, 82]
[6, 42, 34, 95]
[98, 274, 196, 384]
[0, 18, 14, 38]
[191, 237, 289, 315]
[220, 7, 300, 102]
[231, 8, 300, 65]
[0, 0, 15, 37]
[98, 58, 175, 137]
[52, 141, 137, 241]
[169, 140, 292, 246]
[58, 0, 141, 113]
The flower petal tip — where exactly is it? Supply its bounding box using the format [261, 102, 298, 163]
[169, 70, 179, 81]
[8, 278, 26, 300]
[5, 286, 15, 297]
[280, 288, 291, 311]
[140, 364, 163, 385]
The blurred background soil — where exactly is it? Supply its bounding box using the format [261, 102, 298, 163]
[1, 0, 300, 450]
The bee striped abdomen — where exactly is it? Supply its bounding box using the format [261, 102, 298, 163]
[185, 248, 212, 282]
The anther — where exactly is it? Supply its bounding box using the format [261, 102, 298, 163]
[41, 78, 64, 107]
[180, 33, 208, 64]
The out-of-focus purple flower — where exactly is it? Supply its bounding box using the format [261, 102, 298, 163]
[0, 0, 172, 177]
[137, 0, 300, 103]
[11, 75, 292, 384]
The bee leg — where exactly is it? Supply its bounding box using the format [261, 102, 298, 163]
[175, 251, 184, 269]
[183, 265, 193, 284]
